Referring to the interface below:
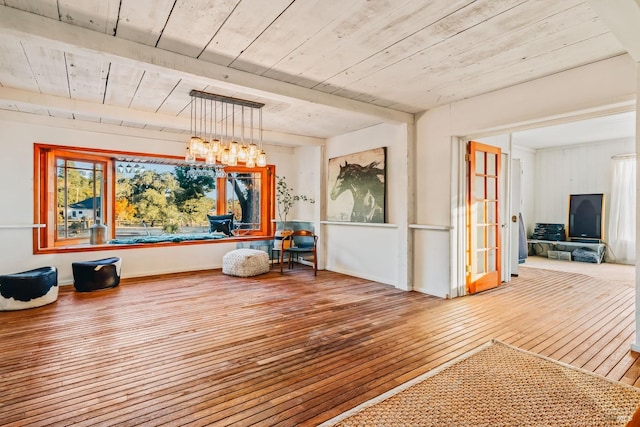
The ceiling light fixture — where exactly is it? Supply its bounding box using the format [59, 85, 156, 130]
[185, 90, 266, 169]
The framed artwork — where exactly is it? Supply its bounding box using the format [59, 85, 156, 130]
[327, 147, 386, 223]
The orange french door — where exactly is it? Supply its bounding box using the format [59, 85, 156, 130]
[466, 141, 502, 294]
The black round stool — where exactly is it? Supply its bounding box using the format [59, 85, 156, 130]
[72, 257, 122, 292]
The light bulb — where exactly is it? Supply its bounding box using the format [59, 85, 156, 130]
[248, 143, 258, 158]
[256, 150, 267, 167]
[238, 145, 248, 162]
[194, 138, 205, 156]
[221, 147, 230, 165]
[189, 136, 201, 154]
[229, 140, 239, 155]
[205, 150, 215, 165]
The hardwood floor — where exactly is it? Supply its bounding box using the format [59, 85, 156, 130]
[1, 264, 639, 426]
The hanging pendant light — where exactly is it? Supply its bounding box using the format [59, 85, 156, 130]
[184, 90, 266, 168]
[256, 109, 267, 167]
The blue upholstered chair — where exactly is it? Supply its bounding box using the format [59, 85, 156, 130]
[280, 230, 318, 276]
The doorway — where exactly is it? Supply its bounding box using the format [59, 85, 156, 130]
[466, 141, 502, 294]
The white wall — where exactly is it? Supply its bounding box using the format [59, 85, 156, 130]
[414, 54, 637, 297]
[1, 54, 636, 297]
[323, 123, 409, 289]
[290, 145, 322, 226]
[0, 114, 298, 285]
[533, 137, 635, 237]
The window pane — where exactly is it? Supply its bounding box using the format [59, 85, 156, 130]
[38, 145, 274, 250]
[226, 172, 262, 234]
[115, 162, 217, 238]
[56, 159, 103, 241]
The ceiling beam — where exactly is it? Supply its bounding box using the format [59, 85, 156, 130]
[0, 87, 325, 146]
[586, 0, 640, 62]
[0, 5, 413, 125]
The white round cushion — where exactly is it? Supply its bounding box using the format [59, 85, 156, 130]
[222, 249, 270, 277]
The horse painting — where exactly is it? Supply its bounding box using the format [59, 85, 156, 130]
[329, 160, 385, 223]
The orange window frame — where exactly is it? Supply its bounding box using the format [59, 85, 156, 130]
[36, 146, 110, 249]
[34, 144, 276, 253]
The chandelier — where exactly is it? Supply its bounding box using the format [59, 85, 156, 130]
[185, 90, 267, 168]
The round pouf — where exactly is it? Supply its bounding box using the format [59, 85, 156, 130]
[72, 257, 122, 292]
[223, 249, 270, 277]
[0, 266, 58, 311]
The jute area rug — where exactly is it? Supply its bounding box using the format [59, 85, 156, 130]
[321, 340, 640, 427]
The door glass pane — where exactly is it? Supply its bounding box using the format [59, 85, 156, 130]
[476, 250, 486, 274]
[487, 177, 496, 200]
[488, 225, 496, 248]
[474, 176, 485, 199]
[487, 153, 496, 175]
[475, 151, 485, 174]
[488, 249, 496, 272]
[476, 225, 486, 249]
[487, 202, 496, 224]
[476, 202, 486, 224]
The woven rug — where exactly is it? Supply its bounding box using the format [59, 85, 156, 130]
[321, 340, 640, 427]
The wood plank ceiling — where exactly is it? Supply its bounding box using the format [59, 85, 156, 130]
[0, 0, 626, 143]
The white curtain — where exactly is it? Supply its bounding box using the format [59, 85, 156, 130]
[608, 155, 636, 264]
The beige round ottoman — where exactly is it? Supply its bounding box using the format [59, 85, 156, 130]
[222, 249, 270, 277]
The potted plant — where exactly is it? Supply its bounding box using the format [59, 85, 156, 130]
[274, 175, 314, 249]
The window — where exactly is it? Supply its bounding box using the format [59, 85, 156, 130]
[56, 157, 105, 244]
[35, 144, 275, 252]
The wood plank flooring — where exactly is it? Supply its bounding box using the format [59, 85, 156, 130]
[1, 264, 639, 426]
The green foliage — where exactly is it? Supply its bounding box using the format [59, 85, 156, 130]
[162, 222, 180, 233]
[276, 175, 315, 229]
[173, 166, 216, 205]
[115, 166, 218, 232]
[180, 197, 215, 226]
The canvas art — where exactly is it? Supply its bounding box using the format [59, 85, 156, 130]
[327, 147, 386, 223]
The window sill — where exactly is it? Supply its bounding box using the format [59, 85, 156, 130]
[34, 234, 273, 254]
